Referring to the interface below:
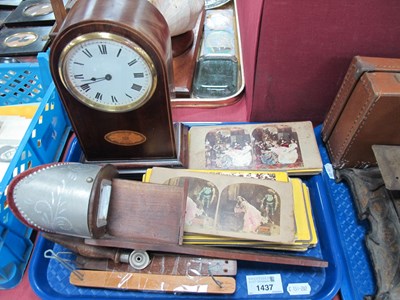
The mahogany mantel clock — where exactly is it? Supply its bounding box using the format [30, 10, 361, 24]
[50, 0, 178, 163]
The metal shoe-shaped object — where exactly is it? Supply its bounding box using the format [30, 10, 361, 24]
[8, 162, 118, 238]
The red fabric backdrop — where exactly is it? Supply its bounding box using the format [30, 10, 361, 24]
[250, 0, 400, 125]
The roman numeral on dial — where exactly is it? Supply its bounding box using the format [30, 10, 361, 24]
[81, 84, 90, 92]
[95, 92, 103, 100]
[98, 45, 107, 55]
[82, 49, 92, 58]
[131, 83, 142, 91]
[128, 59, 137, 66]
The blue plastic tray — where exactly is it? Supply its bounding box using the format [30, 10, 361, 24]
[28, 127, 343, 299]
[309, 126, 376, 300]
[0, 60, 70, 289]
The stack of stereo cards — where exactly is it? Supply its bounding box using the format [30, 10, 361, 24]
[143, 167, 318, 252]
[187, 121, 323, 175]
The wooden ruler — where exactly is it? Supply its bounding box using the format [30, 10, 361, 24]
[70, 270, 236, 294]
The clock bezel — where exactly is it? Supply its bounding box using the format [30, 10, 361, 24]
[58, 31, 158, 113]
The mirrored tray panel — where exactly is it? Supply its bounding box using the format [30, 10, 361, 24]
[171, 0, 244, 108]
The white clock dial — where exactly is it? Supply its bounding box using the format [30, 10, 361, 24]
[59, 32, 157, 112]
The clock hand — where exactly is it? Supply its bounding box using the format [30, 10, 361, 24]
[79, 78, 107, 90]
[79, 75, 112, 88]
[81, 74, 112, 82]
[81, 76, 106, 82]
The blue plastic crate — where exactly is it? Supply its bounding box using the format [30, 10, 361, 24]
[309, 126, 376, 300]
[28, 127, 343, 300]
[0, 60, 70, 289]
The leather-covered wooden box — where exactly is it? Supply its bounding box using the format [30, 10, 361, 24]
[322, 56, 400, 169]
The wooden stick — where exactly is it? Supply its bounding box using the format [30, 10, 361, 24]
[86, 237, 329, 268]
[70, 270, 236, 294]
[50, 0, 67, 31]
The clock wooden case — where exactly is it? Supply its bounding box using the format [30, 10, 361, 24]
[50, 0, 177, 163]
